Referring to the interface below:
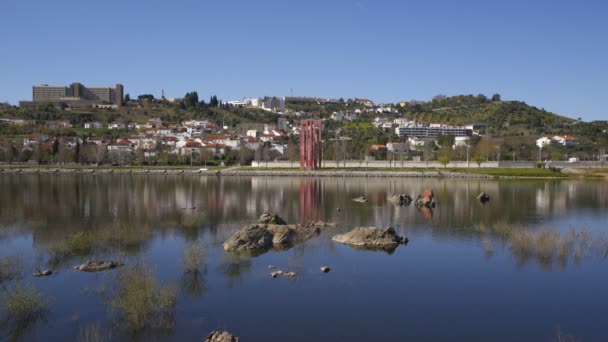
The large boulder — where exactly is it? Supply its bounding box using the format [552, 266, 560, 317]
[222, 224, 274, 253]
[414, 188, 435, 208]
[73, 260, 124, 272]
[258, 212, 287, 225]
[332, 227, 408, 251]
[206, 330, 239, 342]
[224, 222, 324, 255]
[387, 194, 413, 206]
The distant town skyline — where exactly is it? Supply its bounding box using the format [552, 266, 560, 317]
[1, 0, 607, 120]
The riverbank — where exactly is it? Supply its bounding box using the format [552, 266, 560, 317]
[1, 165, 602, 179]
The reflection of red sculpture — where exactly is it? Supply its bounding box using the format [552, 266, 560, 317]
[299, 179, 322, 224]
[300, 120, 323, 170]
[418, 206, 434, 220]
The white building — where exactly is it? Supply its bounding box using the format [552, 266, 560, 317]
[84, 122, 103, 129]
[536, 137, 553, 148]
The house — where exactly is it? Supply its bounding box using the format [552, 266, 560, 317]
[453, 136, 471, 148]
[180, 140, 204, 155]
[107, 139, 133, 152]
[59, 136, 83, 148]
[108, 122, 126, 130]
[355, 98, 375, 107]
[201, 142, 226, 156]
[84, 122, 103, 129]
[161, 136, 178, 147]
[386, 142, 409, 153]
[202, 134, 230, 144]
[87, 137, 106, 145]
[23, 134, 47, 146]
[552, 135, 577, 146]
[408, 137, 425, 147]
[46, 120, 72, 128]
[331, 112, 344, 121]
[243, 137, 261, 150]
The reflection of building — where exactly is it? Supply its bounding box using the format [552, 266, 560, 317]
[299, 179, 322, 223]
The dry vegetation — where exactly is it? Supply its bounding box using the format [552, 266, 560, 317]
[474, 221, 608, 268]
[0, 255, 22, 283]
[108, 263, 176, 333]
[49, 225, 153, 265]
[0, 283, 49, 338]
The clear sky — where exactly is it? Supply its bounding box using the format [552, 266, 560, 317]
[1, 0, 606, 120]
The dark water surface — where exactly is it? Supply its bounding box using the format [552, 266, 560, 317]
[1, 175, 607, 341]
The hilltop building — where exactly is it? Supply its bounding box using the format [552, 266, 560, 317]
[24, 82, 124, 108]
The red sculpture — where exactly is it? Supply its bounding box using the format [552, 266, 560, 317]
[300, 120, 323, 169]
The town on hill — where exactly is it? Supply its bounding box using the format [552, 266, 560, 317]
[0, 83, 606, 167]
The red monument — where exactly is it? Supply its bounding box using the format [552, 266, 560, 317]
[299, 120, 323, 169]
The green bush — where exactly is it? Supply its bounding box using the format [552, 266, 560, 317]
[108, 263, 176, 333]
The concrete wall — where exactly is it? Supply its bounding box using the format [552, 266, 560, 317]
[252, 160, 504, 168]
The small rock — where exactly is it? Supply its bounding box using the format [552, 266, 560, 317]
[268, 265, 277, 269]
[320, 266, 330, 273]
[206, 330, 240, 342]
[336, 207, 343, 212]
[33, 269, 52, 277]
[270, 270, 284, 278]
[73, 260, 124, 272]
[283, 272, 297, 277]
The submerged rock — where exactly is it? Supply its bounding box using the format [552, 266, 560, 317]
[223, 220, 327, 255]
[352, 196, 368, 203]
[320, 266, 331, 273]
[73, 260, 124, 272]
[33, 269, 52, 277]
[387, 194, 413, 206]
[270, 270, 296, 278]
[258, 212, 287, 225]
[332, 227, 408, 251]
[206, 330, 240, 342]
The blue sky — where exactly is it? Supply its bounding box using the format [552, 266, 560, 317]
[1, 0, 606, 120]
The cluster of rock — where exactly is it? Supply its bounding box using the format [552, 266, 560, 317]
[270, 270, 297, 278]
[387, 194, 413, 206]
[223, 213, 334, 255]
[332, 226, 408, 252]
[206, 331, 239, 342]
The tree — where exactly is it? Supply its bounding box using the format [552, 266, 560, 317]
[471, 155, 487, 168]
[137, 94, 155, 101]
[437, 156, 450, 169]
[209, 95, 219, 107]
[491, 93, 501, 102]
[124, 93, 131, 102]
[184, 91, 199, 108]
[94, 144, 107, 165]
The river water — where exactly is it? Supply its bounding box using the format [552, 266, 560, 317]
[0, 175, 607, 341]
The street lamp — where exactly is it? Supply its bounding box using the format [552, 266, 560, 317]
[466, 144, 470, 168]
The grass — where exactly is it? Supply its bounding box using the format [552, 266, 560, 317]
[78, 322, 112, 342]
[49, 225, 153, 265]
[0, 283, 49, 337]
[181, 242, 204, 274]
[473, 222, 608, 269]
[0, 255, 22, 283]
[108, 263, 176, 333]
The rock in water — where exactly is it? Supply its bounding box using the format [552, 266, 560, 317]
[332, 227, 408, 251]
[223, 220, 327, 255]
[477, 192, 490, 204]
[206, 330, 240, 342]
[387, 194, 413, 206]
[258, 212, 287, 225]
[222, 224, 274, 253]
[33, 269, 53, 277]
[320, 266, 330, 273]
[73, 260, 124, 272]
